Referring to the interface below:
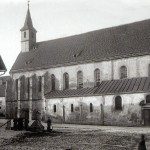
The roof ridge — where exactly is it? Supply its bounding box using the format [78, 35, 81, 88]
[37, 18, 150, 44]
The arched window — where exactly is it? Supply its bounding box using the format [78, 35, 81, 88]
[71, 104, 74, 112]
[24, 32, 26, 38]
[38, 76, 42, 92]
[94, 69, 100, 86]
[120, 66, 127, 79]
[148, 64, 150, 77]
[63, 73, 69, 90]
[54, 105, 56, 112]
[51, 74, 55, 91]
[115, 96, 122, 110]
[146, 95, 150, 103]
[90, 103, 93, 112]
[77, 71, 83, 89]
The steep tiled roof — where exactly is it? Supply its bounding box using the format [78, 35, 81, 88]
[45, 87, 97, 98]
[0, 56, 6, 72]
[11, 19, 150, 73]
[45, 77, 150, 99]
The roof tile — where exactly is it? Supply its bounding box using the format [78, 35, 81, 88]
[11, 19, 150, 73]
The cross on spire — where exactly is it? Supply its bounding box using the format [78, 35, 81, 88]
[28, 0, 30, 8]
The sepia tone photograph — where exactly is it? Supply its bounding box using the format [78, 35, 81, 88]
[0, 0, 150, 149]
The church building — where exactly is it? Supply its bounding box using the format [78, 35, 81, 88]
[6, 5, 150, 126]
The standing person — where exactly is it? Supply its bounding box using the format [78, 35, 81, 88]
[138, 134, 147, 150]
[47, 117, 51, 132]
[13, 118, 18, 130]
[24, 118, 29, 130]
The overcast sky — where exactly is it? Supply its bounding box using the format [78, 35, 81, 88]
[1, 0, 150, 75]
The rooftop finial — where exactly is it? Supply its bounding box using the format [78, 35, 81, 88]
[28, 0, 30, 8]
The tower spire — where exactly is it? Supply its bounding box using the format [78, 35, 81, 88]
[20, 2, 37, 52]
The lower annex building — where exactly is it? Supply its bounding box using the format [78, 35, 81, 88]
[6, 6, 150, 126]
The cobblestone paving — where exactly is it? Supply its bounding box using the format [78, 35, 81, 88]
[0, 121, 150, 150]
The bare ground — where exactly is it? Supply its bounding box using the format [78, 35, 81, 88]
[0, 121, 150, 150]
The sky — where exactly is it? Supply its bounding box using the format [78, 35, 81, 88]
[1, 0, 150, 75]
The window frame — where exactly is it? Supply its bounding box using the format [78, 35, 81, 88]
[54, 105, 56, 113]
[114, 96, 122, 110]
[90, 103, 93, 112]
[63, 73, 69, 90]
[71, 104, 74, 112]
[77, 71, 83, 89]
[94, 68, 100, 86]
[51, 74, 55, 91]
[38, 76, 42, 92]
[24, 32, 26, 38]
[146, 94, 150, 103]
[120, 66, 127, 79]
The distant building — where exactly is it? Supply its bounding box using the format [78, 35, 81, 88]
[0, 56, 7, 117]
[0, 84, 7, 117]
[6, 5, 150, 126]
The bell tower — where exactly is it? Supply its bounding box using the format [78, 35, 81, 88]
[20, 1, 37, 52]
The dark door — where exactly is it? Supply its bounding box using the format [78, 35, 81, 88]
[144, 109, 150, 126]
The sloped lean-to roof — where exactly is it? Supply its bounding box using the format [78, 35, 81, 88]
[45, 77, 150, 99]
[11, 19, 150, 73]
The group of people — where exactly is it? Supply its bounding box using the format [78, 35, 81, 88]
[13, 118, 29, 130]
[12, 117, 52, 132]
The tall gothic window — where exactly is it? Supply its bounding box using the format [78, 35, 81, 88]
[120, 66, 127, 79]
[115, 96, 122, 110]
[148, 64, 150, 77]
[27, 77, 30, 100]
[51, 74, 55, 91]
[94, 69, 100, 86]
[146, 95, 150, 103]
[38, 76, 42, 92]
[77, 71, 83, 89]
[63, 73, 69, 90]
[16, 79, 18, 100]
